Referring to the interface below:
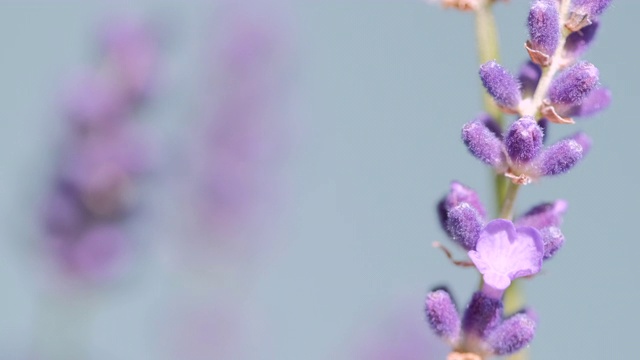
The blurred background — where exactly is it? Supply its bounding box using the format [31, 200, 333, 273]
[0, 1, 636, 359]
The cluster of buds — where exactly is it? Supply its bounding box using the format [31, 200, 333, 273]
[42, 19, 157, 282]
[426, 0, 612, 358]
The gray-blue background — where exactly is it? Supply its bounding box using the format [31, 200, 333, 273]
[0, 1, 635, 359]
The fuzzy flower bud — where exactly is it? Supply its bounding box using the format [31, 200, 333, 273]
[479, 61, 522, 111]
[571, 0, 613, 17]
[425, 288, 461, 344]
[446, 203, 483, 251]
[535, 139, 584, 176]
[462, 120, 507, 171]
[564, 21, 599, 60]
[462, 291, 503, 338]
[487, 313, 536, 355]
[527, 0, 560, 57]
[540, 226, 565, 260]
[566, 132, 592, 156]
[548, 61, 599, 106]
[505, 116, 544, 167]
[516, 200, 568, 229]
[438, 181, 487, 234]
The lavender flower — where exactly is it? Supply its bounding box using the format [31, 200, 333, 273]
[468, 220, 544, 299]
[437, 181, 487, 235]
[479, 61, 522, 112]
[425, 288, 461, 344]
[425, 288, 537, 357]
[446, 203, 484, 251]
[526, 0, 560, 65]
[462, 116, 588, 183]
[548, 61, 599, 106]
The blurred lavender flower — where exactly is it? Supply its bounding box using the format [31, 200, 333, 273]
[42, 18, 157, 282]
[191, 0, 292, 247]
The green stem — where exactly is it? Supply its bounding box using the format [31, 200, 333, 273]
[499, 181, 520, 220]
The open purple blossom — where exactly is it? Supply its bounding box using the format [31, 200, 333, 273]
[462, 116, 587, 184]
[479, 61, 522, 112]
[468, 220, 544, 299]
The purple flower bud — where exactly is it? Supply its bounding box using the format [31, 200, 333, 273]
[567, 87, 611, 118]
[528, 0, 560, 56]
[518, 61, 542, 97]
[462, 291, 503, 338]
[571, 0, 613, 17]
[540, 226, 565, 260]
[515, 199, 568, 229]
[564, 21, 599, 60]
[548, 61, 599, 106]
[479, 61, 522, 110]
[438, 181, 486, 235]
[444, 182, 487, 220]
[446, 203, 483, 251]
[535, 139, 583, 176]
[462, 120, 507, 171]
[505, 116, 544, 166]
[468, 220, 543, 299]
[425, 289, 461, 344]
[566, 131, 592, 156]
[476, 113, 503, 139]
[486, 313, 536, 355]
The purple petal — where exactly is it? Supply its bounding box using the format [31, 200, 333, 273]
[468, 220, 544, 295]
[479, 61, 522, 110]
[487, 313, 536, 355]
[505, 116, 544, 166]
[528, 0, 560, 56]
[515, 199, 568, 229]
[425, 289, 461, 344]
[446, 203, 483, 251]
[535, 139, 584, 176]
[462, 120, 507, 171]
[548, 61, 599, 106]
